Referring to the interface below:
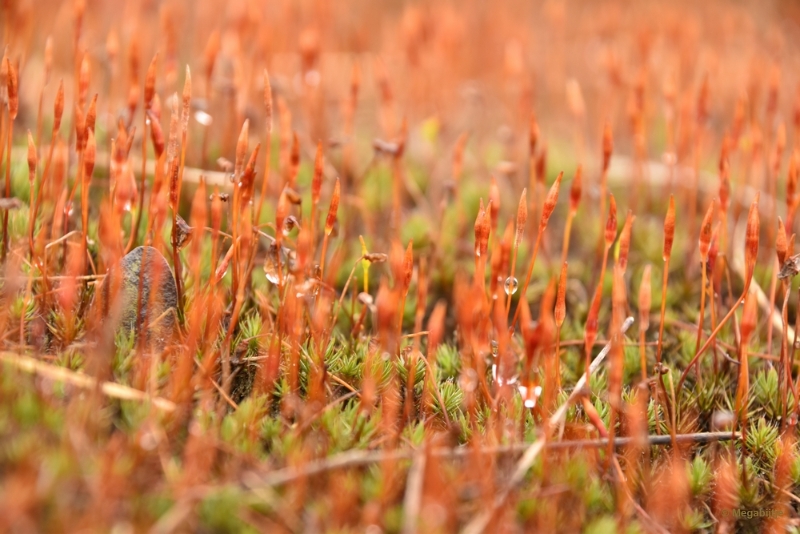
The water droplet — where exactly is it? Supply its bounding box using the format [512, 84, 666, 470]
[282, 215, 299, 236]
[122, 201, 132, 212]
[194, 110, 213, 126]
[518, 384, 542, 408]
[504, 277, 518, 295]
[264, 243, 282, 284]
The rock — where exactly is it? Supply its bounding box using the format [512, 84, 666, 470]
[96, 246, 177, 345]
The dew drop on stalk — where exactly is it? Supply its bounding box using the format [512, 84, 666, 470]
[264, 243, 282, 284]
[518, 384, 542, 408]
[282, 216, 299, 236]
[504, 277, 518, 295]
[264, 267, 280, 285]
[194, 110, 213, 126]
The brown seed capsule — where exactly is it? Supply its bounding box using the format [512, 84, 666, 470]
[719, 133, 731, 174]
[26, 131, 37, 183]
[289, 133, 300, 187]
[497, 222, 513, 286]
[570, 165, 582, 212]
[127, 83, 139, 120]
[0, 52, 6, 90]
[427, 301, 447, 355]
[7, 58, 18, 120]
[602, 122, 613, 172]
[740, 291, 757, 344]
[489, 176, 500, 233]
[474, 198, 488, 257]
[515, 188, 527, 246]
[604, 195, 618, 246]
[539, 276, 556, 335]
[707, 225, 720, 276]
[325, 178, 340, 236]
[555, 261, 567, 328]
[535, 144, 547, 185]
[276, 189, 290, 236]
[240, 144, 261, 205]
[263, 68, 273, 135]
[148, 110, 165, 158]
[777, 218, 788, 265]
[719, 164, 730, 214]
[78, 55, 90, 106]
[390, 242, 406, 288]
[638, 265, 652, 331]
[744, 193, 760, 283]
[479, 200, 491, 257]
[84, 129, 96, 179]
[611, 263, 627, 330]
[235, 119, 250, 177]
[403, 241, 413, 291]
[53, 79, 65, 132]
[453, 132, 468, 183]
[44, 36, 53, 81]
[699, 199, 716, 261]
[181, 66, 191, 135]
[697, 72, 709, 124]
[105, 30, 118, 65]
[788, 152, 799, 210]
[584, 285, 602, 353]
[85, 94, 98, 132]
[210, 186, 222, 233]
[618, 210, 634, 272]
[204, 30, 220, 82]
[663, 195, 676, 261]
[145, 54, 158, 110]
[312, 141, 323, 206]
[396, 117, 408, 158]
[540, 171, 563, 228]
[74, 105, 86, 151]
[166, 94, 179, 164]
[776, 122, 787, 155]
[529, 114, 539, 154]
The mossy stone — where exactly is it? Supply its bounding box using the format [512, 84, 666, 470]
[97, 246, 177, 345]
